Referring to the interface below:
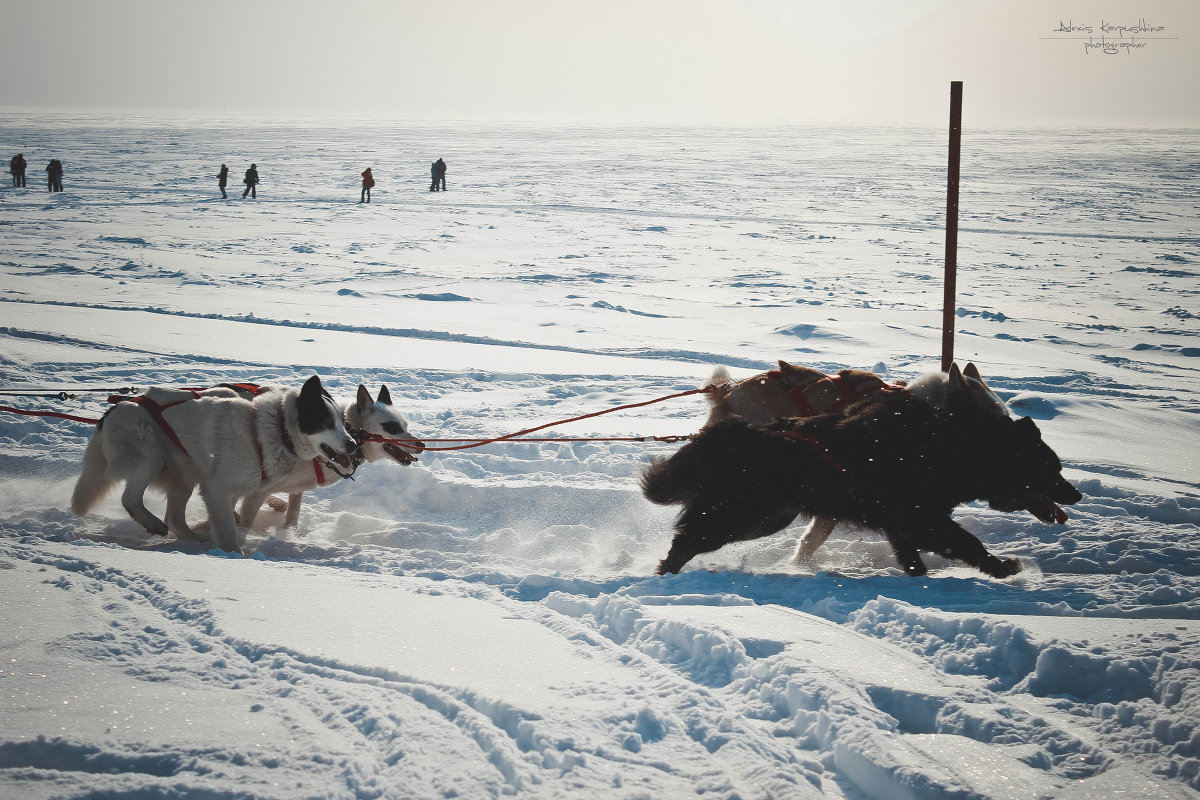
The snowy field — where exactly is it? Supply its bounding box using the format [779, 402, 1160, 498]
[1, 112, 1199, 799]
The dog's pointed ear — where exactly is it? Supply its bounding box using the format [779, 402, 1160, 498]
[964, 362, 983, 382]
[356, 384, 373, 413]
[377, 385, 393, 406]
[947, 362, 966, 386]
[946, 363, 971, 405]
[300, 375, 323, 403]
[777, 360, 823, 383]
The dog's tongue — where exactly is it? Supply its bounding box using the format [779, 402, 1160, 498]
[322, 445, 353, 469]
[1031, 497, 1069, 525]
[384, 443, 417, 465]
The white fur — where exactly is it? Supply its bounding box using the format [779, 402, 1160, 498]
[240, 384, 423, 527]
[70, 375, 356, 553]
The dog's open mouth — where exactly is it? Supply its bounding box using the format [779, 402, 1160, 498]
[1028, 496, 1069, 525]
[321, 443, 355, 470]
[384, 443, 419, 465]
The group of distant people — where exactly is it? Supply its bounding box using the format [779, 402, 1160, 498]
[362, 158, 448, 202]
[8, 152, 448, 201]
[8, 154, 63, 192]
[361, 158, 448, 202]
[213, 159, 446, 202]
[217, 163, 259, 199]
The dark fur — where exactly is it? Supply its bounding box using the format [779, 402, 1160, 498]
[644, 384, 1081, 577]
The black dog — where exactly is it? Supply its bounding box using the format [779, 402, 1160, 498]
[643, 365, 1082, 577]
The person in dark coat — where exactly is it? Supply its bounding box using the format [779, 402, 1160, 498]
[361, 167, 374, 203]
[434, 157, 446, 191]
[46, 159, 63, 192]
[9, 154, 26, 187]
[218, 164, 229, 198]
[430, 161, 437, 191]
[242, 163, 258, 198]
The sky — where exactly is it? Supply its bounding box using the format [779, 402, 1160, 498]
[1, 0, 1197, 126]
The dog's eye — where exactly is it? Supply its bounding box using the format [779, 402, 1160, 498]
[382, 422, 405, 435]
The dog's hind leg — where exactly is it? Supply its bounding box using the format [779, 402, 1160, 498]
[201, 486, 243, 553]
[120, 470, 169, 537]
[163, 481, 200, 540]
[792, 516, 838, 566]
[658, 501, 800, 575]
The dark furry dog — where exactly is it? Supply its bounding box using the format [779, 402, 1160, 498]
[643, 365, 1082, 577]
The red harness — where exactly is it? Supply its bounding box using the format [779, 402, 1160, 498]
[768, 371, 905, 473]
[109, 392, 201, 456]
[768, 370, 899, 417]
[112, 386, 329, 486]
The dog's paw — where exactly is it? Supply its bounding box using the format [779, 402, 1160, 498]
[983, 556, 1022, 578]
[903, 561, 928, 577]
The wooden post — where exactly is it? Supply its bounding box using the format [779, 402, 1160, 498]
[942, 81, 962, 373]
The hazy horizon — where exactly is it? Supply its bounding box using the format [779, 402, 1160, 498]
[2, 0, 1196, 128]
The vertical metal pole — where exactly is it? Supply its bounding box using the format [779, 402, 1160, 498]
[942, 81, 962, 373]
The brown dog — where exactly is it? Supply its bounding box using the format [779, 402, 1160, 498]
[700, 360, 1008, 565]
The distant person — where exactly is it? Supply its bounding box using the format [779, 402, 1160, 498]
[242, 163, 259, 199]
[218, 164, 229, 198]
[9, 153, 26, 187]
[360, 167, 374, 203]
[46, 159, 63, 192]
[434, 157, 446, 191]
[429, 161, 437, 192]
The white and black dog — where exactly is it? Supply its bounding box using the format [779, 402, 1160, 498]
[240, 384, 424, 527]
[71, 375, 357, 553]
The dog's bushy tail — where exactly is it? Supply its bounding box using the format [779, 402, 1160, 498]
[71, 418, 115, 516]
[641, 441, 704, 506]
[703, 366, 736, 410]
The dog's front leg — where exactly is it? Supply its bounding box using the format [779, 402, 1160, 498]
[889, 517, 1020, 578]
[283, 493, 304, 527]
[881, 528, 928, 576]
[237, 492, 269, 531]
[924, 517, 1021, 578]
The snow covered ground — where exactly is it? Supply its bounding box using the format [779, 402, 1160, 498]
[1, 112, 1198, 799]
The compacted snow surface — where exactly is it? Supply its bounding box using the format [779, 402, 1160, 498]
[1, 113, 1198, 799]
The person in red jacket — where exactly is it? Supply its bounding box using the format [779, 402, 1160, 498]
[360, 167, 374, 203]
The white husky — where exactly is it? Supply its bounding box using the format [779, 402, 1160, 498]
[240, 384, 425, 527]
[70, 375, 358, 553]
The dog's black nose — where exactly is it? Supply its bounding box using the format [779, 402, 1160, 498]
[1054, 478, 1083, 504]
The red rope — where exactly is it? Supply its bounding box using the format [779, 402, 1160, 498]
[363, 434, 691, 452]
[361, 385, 712, 451]
[1, 384, 712, 447]
[0, 405, 102, 425]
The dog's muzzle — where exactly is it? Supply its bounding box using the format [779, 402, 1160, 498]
[321, 442, 358, 471]
[1026, 478, 1083, 524]
[384, 438, 424, 465]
